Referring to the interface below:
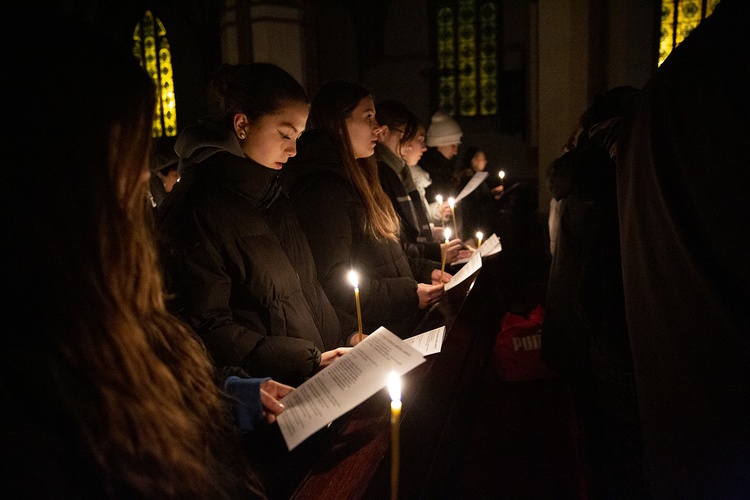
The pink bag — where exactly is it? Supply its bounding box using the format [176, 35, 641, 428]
[493, 305, 557, 381]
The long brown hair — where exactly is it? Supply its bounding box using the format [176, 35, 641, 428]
[308, 81, 400, 242]
[4, 12, 262, 498]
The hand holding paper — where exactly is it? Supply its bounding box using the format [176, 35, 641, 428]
[276, 327, 426, 451]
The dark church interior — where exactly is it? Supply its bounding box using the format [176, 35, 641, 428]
[5, 0, 749, 498]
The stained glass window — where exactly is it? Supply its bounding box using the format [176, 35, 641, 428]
[133, 11, 177, 137]
[659, 0, 720, 66]
[435, 0, 499, 117]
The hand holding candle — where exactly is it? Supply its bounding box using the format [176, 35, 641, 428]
[388, 372, 401, 500]
[436, 194, 445, 229]
[347, 270, 363, 343]
[448, 197, 457, 239]
[439, 226, 452, 283]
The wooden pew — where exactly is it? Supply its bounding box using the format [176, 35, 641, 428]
[286, 257, 502, 499]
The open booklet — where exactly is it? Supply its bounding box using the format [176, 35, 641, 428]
[277, 327, 427, 451]
[450, 232, 502, 267]
[445, 246, 482, 291]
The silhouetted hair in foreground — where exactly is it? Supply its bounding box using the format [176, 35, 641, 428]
[3, 9, 263, 498]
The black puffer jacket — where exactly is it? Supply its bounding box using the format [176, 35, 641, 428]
[283, 130, 437, 337]
[157, 122, 345, 386]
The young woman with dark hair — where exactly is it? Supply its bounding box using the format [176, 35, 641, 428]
[283, 81, 447, 339]
[157, 63, 351, 387]
[374, 99, 463, 264]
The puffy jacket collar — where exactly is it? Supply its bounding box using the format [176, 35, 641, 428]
[174, 120, 245, 175]
[175, 120, 282, 210]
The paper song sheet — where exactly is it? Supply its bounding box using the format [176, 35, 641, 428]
[479, 233, 502, 257]
[454, 171, 489, 202]
[276, 327, 426, 451]
[403, 326, 446, 356]
[445, 246, 482, 291]
[451, 232, 502, 266]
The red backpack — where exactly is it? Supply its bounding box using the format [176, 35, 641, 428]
[493, 305, 558, 381]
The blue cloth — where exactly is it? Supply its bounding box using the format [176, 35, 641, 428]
[223, 376, 271, 431]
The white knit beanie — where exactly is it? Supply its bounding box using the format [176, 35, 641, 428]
[425, 111, 463, 147]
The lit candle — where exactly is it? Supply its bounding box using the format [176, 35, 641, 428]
[435, 194, 445, 228]
[439, 227, 452, 283]
[498, 170, 505, 186]
[388, 371, 401, 500]
[448, 197, 458, 239]
[476, 231, 483, 249]
[347, 270, 363, 343]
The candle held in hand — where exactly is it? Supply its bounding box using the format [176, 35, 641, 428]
[448, 197, 458, 239]
[347, 270, 363, 342]
[439, 226, 452, 283]
[498, 170, 505, 186]
[388, 372, 401, 500]
[436, 194, 445, 228]
[476, 231, 483, 249]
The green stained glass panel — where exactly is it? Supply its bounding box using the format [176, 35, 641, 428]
[478, 1, 496, 115]
[434, 1, 499, 117]
[457, 0, 476, 116]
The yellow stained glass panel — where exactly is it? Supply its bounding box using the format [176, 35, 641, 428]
[133, 11, 177, 137]
[675, 0, 701, 45]
[659, 0, 718, 66]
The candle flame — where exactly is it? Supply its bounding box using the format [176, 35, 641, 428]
[476, 231, 483, 240]
[435, 194, 443, 204]
[348, 269, 359, 289]
[444, 226, 452, 241]
[498, 170, 505, 179]
[388, 371, 401, 402]
[448, 197, 455, 208]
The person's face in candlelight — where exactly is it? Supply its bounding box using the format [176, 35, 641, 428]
[162, 167, 180, 192]
[345, 96, 381, 159]
[436, 143, 459, 160]
[236, 101, 308, 170]
[470, 150, 487, 172]
[402, 125, 427, 167]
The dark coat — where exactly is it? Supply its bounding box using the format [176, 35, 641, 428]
[375, 143, 442, 262]
[456, 167, 498, 237]
[283, 130, 436, 337]
[157, 122, 344, 386]
[542, 137, 632, 379]
[617, 0, 750, 494]
[420, 147, 460, 202]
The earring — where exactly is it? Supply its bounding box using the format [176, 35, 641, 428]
[238, 133, 245, 139]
